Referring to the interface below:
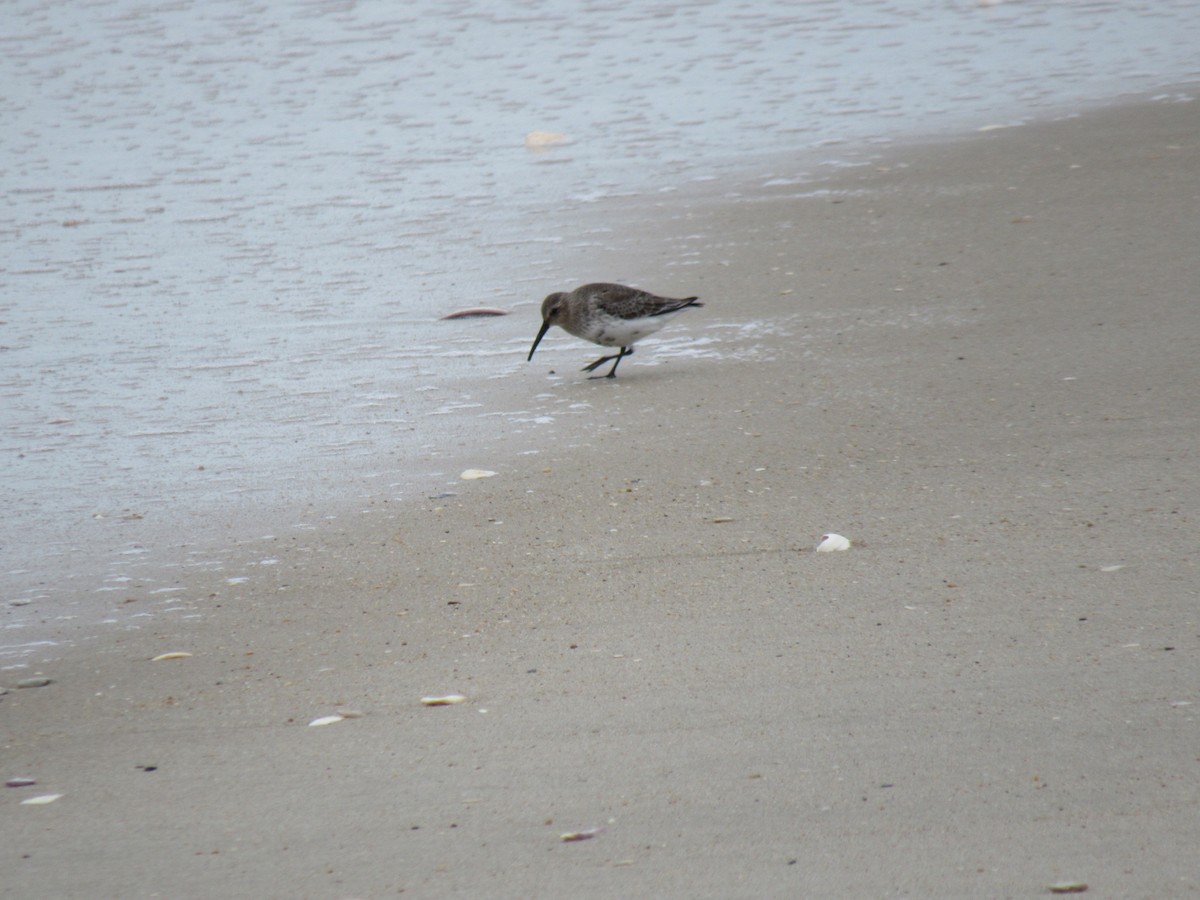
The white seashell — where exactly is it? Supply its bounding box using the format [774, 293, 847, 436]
[1099, 565, 1125, 573]
[21, 794, 63, 805]
[815, 533, 851, 552]
[460, 469, 497, 480]
[151, 652, 192, 661]
[421, 694, 467, 706]
[307, 715, 345, 727]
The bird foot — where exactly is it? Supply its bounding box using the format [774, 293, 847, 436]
[581, 347, 633, 378]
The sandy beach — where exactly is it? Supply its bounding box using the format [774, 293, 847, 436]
[3, 93, 1198, 898]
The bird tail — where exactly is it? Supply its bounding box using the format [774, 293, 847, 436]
[652, 296, 703, 316]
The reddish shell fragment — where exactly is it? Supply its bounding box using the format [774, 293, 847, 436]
[440, 307, 510, 320]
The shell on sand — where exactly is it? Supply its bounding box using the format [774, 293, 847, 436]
[524, 130, 569, 149]
[308, 715, 345, 727]
[421, 694, 467, 706]
[440, 307, 510, 320]
[815, 533, 851, 552]
[21, 794, 63, 805]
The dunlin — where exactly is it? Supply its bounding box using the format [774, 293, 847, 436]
[526, 283, 703, 378]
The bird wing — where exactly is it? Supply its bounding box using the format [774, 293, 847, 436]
[592, 284, 701, 319]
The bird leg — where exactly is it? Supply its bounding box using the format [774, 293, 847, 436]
[582, 346, 633, 379]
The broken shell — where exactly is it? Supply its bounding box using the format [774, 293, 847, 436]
[421, 694, 467, 706]
[815, 533, 851, 552]
[1048, 884, 1088, 894]
[15, 678, 52, 688]
[151, 652, 192, 661]
[440, 307, 510, 320]
[307, 715, 345, 727]
[21, 793, 63, 805]
[6, 778, 37, 788]
[561, 827, 604, 842]
[459, 469, 497, 480]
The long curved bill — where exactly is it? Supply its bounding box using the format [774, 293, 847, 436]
[527, 320, 551, 361]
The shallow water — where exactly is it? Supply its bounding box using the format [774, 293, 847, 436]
[3, 0, 1199, 632]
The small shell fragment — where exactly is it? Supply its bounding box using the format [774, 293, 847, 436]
[459, 469, 497, 480]
[1048, 884, 1088, 894]
[307, 715, 345, 727]
[6, 778, 37, 788]
[815, 533, 851, 552]
[524, 131, 570, 148]
[21, 794, 63, 806]
[561, 827, 604, 842]
[151, 652, 192, 661]
[421, 694, 467, 706]
[440, 307, 510, 320]
[15, 678, 52, 688]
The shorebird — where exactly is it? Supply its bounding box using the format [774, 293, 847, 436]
[526, 283, 703, 378]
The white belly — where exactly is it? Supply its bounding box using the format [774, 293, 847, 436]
[576, 314, 668, 348]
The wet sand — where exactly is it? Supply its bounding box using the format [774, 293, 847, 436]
[3, 95, 1199, 897]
